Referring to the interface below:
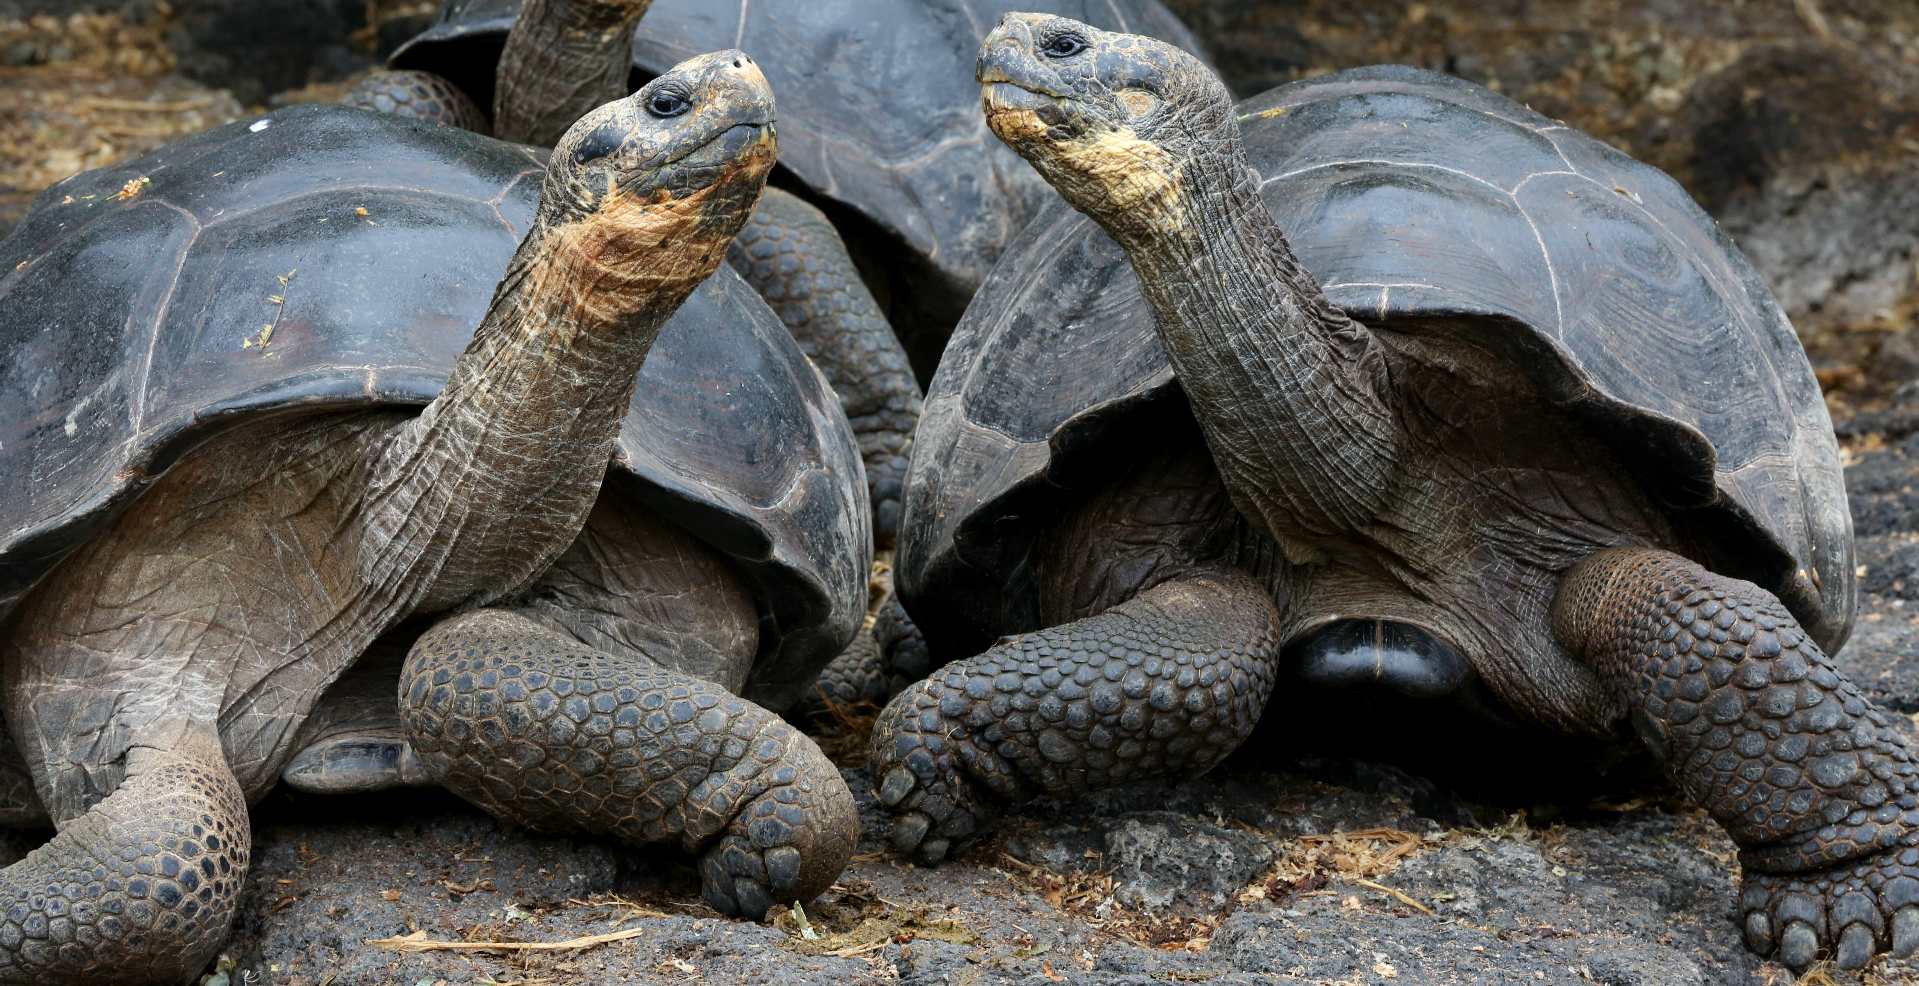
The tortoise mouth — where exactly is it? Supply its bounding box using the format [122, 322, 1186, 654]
[666, 120, 776, 167]
[982, 83, 1080, 146]
[981, 82, 1065, 120]
[625, 121, 776, 199]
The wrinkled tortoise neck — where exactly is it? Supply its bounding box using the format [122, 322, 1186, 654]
[1106, 132, 1405, 558]
[494, 0, 653, 146]
[358, 202, 710, 618]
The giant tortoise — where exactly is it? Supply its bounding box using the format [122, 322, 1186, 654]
[869, 15, 1917, 974]
[0, 52, 866, 983]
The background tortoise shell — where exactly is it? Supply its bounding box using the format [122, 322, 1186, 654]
[390, 0, 1207, 321]
[0, 103, 869, 710]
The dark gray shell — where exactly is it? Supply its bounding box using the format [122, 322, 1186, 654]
[900, 65, 1853, 655]
[0, 104, 867, 708]
[391, 0, 1204, 301]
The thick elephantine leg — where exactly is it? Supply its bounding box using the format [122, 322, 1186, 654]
[727, 189, 921, 545]
[875, 591, 932, 685]
[802, 624, 887, 715]
[0, 723, 248, 985]
[869, 570, 1281, 863]
[1554, 548, 1919, 972]
[803, 588, 927, 715]
[342, 70, 488, 132]
[400, 610, 857, 918]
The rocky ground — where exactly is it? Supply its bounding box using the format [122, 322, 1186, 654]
[0, 1, 1915, 984]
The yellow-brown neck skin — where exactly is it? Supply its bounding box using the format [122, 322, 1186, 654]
[357, 131, 774, 620]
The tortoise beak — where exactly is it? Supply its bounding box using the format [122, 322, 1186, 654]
[977, 13, 1038, 84]
[982, 82, 1056, 115]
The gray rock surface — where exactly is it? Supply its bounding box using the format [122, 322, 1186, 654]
[1008, 812, 1278, 913]
[97, 756, 1848, 985]
[1833, 408, 1919, 740]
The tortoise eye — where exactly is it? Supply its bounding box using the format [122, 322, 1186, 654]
[1040, 32, 1088, 58]
[647, 88, 691, 118]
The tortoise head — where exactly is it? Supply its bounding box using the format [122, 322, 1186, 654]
[535, 48, 777, 289]
[977, 14, 1234, 235]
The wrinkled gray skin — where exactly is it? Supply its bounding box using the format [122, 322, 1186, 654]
[868, 14, 1919, 975]
[0, 53, 855, 985]
[346, 0, 921, 548]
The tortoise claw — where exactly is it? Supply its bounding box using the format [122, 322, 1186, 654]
[1893, 907, 1919, 957]
[891, 810, 931, 851]
[879, 765, 917, 807]
[1837, 922, 1877, 970]
[1778, 920, 1819, 971]
[1742, 849, 1919, 972]
[867, 682, 995, 865]
[1743, 911, 1774, 956]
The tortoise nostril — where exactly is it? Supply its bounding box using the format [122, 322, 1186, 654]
[732, 59, 742, 68]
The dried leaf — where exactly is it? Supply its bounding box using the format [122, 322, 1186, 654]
[370, 925, 650, 954]
[792, 900, 820, 941]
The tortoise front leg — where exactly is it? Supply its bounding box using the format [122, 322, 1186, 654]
[802, 588, 927, 716]
[0, 721, 248, 985]
[399, 609, 856, 919]
[1554, 548, 1919, 972]
[868, 570, 1282, 864]
[802, 622, 888, 714]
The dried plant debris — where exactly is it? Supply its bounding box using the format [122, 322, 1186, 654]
[1, 8, 177, 77]
[985, 809, 1592, 955]
[806, 695, 882, 766]
[994, 847, 1228, 951]
[771, 898, 979, 958]
[372, 925, 653, 955]
[0, 7, 243, 230]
